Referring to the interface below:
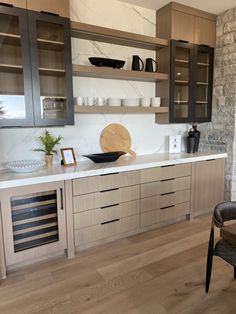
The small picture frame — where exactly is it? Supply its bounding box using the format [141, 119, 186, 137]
[61, 148, 77, 166]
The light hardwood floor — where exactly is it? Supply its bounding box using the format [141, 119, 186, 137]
[0, 215, 236, 314]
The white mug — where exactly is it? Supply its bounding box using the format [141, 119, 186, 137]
[85, 97, 95, 106]
[76, 96, 83, 106]
[151, 97, 161, 107]
[140, 97, 151, 107]
[97, 97, 106, 106]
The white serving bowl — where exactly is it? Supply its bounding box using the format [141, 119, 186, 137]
[122, 98, 140, 107]
[6, 160, 45, 173]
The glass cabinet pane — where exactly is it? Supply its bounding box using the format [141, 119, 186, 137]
[36, 20, 67, 121]
[173, 46, 190, 120]
[0, 13, 26, 120]
[195, 49, 212, 120]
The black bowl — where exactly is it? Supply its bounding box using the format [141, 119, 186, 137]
[88, 57, 125, 69]
[83, 151, 126, 163]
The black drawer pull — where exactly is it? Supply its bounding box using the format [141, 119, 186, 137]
[100, 188, 119, 193]
[41, 11, 59, 16]
[206, 159, 215, 162]
[60, 188, 64, 210]
[0, 2, 13, 7]
[100, 172, 119, 177]
[101, 218, 120, 225]
[160, 205, 175, 210]
[161, 192, 175, 196]
[100, 203, 119, 209]
[160, 178, 175, 182]
[161, 165, 176, 168]
[178, 40, 189, 43]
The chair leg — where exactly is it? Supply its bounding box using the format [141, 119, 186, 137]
[234, 267, 236, 279]
[205, 228, 214, 293]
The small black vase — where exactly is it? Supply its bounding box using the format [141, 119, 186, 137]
[193, 124, 200, 152]
[186, 136, 196, 153]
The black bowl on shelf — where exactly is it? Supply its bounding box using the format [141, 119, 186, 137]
[83, 151, 126, 163]
[88, 57, 125, 69]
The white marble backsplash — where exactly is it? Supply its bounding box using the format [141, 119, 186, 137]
[0, 0, 190, 169]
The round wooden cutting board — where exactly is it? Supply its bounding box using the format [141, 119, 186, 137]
[100, 123, 135, 155]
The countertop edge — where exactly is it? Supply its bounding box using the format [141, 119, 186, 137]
[0, 152, 227, 189]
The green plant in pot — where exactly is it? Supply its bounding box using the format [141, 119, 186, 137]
[34, 130, 63, 167]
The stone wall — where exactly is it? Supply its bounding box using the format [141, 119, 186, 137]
[199, 7, 236, 200]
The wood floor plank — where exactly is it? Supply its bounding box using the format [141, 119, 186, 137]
[0, 214, 235, 314]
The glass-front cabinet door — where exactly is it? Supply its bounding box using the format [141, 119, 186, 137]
[0, 5, 33, 127]
[170, 41, 194, 123]
[194, 45, 214, 122]
[28, 11, 74, 126]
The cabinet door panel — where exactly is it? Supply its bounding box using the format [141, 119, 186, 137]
[27, 0, 69, 18]
[195, 17, 216, 48]
[171, 10, 195, 43]
[28, 11, 73, 126]
[192, 159, 225, 216]
[0, 5, 34, 127]
[0, 182, 67, 266]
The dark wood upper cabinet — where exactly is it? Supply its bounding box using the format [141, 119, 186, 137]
[28, 11, 74, 126]
[0, 5, 73, 127]
[0, 5, 34, 126]
[156, 40, 214, 123]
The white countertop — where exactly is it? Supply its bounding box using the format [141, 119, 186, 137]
[0, 152, 227, 189]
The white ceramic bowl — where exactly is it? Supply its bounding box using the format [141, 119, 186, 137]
[122, 98, 140, 107]
[108, 98, 121, 106]
[6, 160, 45, 173]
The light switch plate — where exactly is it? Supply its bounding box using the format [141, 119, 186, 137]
[169, 135, 182, 153]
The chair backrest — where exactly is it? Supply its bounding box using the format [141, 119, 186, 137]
[214, 202, 236, 228]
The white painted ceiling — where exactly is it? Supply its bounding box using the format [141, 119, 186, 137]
[118, 0, 236, 15]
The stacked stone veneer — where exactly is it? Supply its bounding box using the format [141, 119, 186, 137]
[199, 7, 236, 200]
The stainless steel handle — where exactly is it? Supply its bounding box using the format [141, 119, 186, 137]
[60, 188, 64, 210]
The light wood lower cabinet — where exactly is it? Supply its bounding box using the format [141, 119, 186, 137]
[0, 181, 67, 266]
[191, 158, 225, 217]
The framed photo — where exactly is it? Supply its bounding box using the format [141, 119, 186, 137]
[61, 148, 77, 166]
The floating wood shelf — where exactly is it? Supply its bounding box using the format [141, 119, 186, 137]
[72, 65, 168, 82]
[74, 105, 169, 114]
[71, 21, 168, 50]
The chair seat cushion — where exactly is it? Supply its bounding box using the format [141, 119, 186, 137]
[221, 223, 236, 246]
[214, 239, 236, 266]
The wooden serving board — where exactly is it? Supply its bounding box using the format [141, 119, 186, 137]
[100, 123, 135, 155]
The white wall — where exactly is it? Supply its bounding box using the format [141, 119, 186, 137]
[0, 0, 189, 168]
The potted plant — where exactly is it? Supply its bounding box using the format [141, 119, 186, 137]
[34, 130, 63, 167]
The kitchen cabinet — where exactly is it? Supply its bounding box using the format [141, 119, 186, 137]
[191, 158, 225, 217]
[0, 4, 74, 127]
[26, 0, 70, 18]
[156, 2, 216, 47]
[72, 171, 141, 249]
[0, 181, 67, 266]
[156, 40, 214, 123]
[0, 0, 26, 9]
[140, 163, 191, 228]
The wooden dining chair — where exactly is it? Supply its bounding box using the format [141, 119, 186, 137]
[206, 201, 236, 293]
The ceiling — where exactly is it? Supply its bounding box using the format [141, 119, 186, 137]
[118, 0, 236, 15]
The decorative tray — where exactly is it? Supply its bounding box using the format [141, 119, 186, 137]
[6, 160, 45, 173]
[83, 151, 126, 163]
[88, 57, 125, 69]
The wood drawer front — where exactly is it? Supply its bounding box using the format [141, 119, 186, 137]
[141, 163, 191, 183]
[141, 176, 190, 198]
[73, 185, 140, 213]
[141, 189, 190, 213]
[141, 202, 190, 227]
[72, 170, 140, 196]
[75, 214, 140, 246]
[74, 200, 140, 229]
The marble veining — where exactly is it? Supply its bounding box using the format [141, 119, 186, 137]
[0, 152, 227, 189]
